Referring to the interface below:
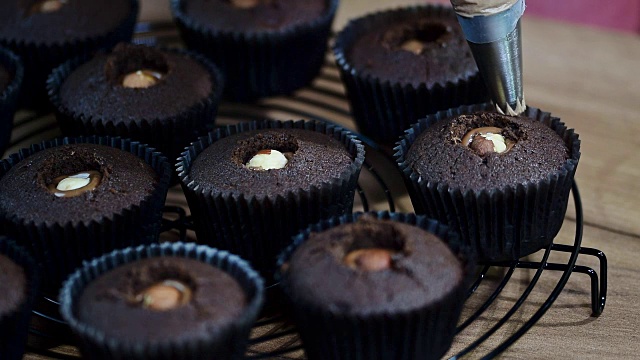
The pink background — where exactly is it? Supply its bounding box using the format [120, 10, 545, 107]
[526, 0, 640, 33]
[430, 0, 640, 33]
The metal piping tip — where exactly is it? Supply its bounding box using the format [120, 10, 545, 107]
[452, 0, 526, 115]
[467, 20, 525, 115]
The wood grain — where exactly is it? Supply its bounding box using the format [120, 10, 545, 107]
[521, 18, 640, 238]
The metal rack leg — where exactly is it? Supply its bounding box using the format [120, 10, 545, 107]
[479, 181, 588, 359]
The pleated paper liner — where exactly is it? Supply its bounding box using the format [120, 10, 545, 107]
[333, 5, 489, 145]
[170, 0, 338, 102]
[394, 103, 581, 263]
[275, 211, 475, 360]
[0, 0, 139, 110]
[58, 242, 264, 360]
[0, 135, 171, 293]
[0, 46, 23, 157]
[178, 119, 365, 282]
[47, 46, 225, 172]
[0, 237, 41, 360]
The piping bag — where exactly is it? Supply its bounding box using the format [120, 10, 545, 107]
[450, 0, 526, 115]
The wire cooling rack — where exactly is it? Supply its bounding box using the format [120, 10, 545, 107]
[15, 22, 607, 359]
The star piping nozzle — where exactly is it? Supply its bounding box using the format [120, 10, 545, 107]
[450, 0, 526, 115]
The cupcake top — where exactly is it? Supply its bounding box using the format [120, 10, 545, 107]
[405, 111, 569, 191]
[0, 253, 26, 316]
[343, 7, 477, 88]
[282, 215, 464, 314]
[76, 256, 248, 343]
[58, 43, 214, 123]
[181, 0, 327, 32]
[189, 128, 355, 197]
[0, 0, 132, 44]
[0, 62, 11, 93]
[0, 143, 158, 224]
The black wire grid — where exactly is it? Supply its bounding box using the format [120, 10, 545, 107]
[18, 22, 607, 359]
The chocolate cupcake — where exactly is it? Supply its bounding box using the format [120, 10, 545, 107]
[178, 119, 365, 280]
[0, 237, 40, 360]
[0, 136, 171, 292]
[0, 0, 138, 109]
[395, 103, 580, 263]
[277, 212, 474, 360]
[171, 0, 338, 101]
[59, 242, 264, 360]
[334, 5, 488, 144]
[0, 46, 23, 157]
[48, 43, 224, 166]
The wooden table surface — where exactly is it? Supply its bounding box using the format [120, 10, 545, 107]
[19, 0, 640, 359]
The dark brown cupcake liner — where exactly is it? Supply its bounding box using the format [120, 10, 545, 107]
[47, 47, 224, 167]
[0, 0, 139, 110]
[59, 242, 264, 360]
[178, 119, 365, 281]
[394, 103, 581, 263]
[0, 46, 23, 157]
[170, 0, 338, 102]
[333, 5, 489, 145]
[0, 237, 40, 360]
[0, 135, 171, 293]
[275, 211, 475, 360]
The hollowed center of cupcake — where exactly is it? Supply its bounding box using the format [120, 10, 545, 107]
[47, 171, 102, 198]
[122, 70, 164, 89]
[30, 0, 67, 14]
[344, 248, 396, 272]
[462, 126, 514, 156]
[400, 23, 451, 54]
[229, 0, 261, 9]
[137, 280, 193, 311]
[246, 149, 289, 170]
[236, 132, 299, 171]
[105, 43, 169, 89]
[342, 218, 406, 272]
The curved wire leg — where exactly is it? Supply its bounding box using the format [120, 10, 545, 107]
[478, 181, 590, 358]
